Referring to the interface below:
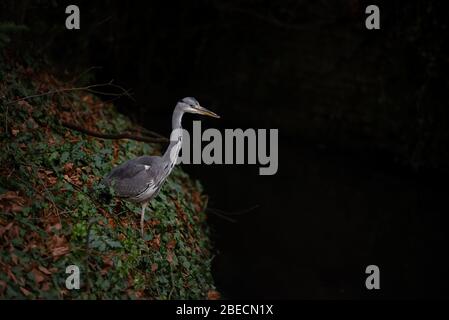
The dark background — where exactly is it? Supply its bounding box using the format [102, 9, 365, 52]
[2, 0, 449, 298]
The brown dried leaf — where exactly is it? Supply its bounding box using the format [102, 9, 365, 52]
[167, 252, 174, 264]
[41, 282, 50, 292]
[102, 256, 113, 267]
[47, 176, 57, 186]
[32, 269, 46, 283]
[38, 266, 52, 275]
[167, 239, 176, 250]
[52, 246, 69, 257]
[10, 203, 23, 212]
[7, 269, 18, 283]
[49, 235, 70, 258]
[207, 290, 221, 300]
[152, 234, 161, 249]
[10, 225, 19, 238]
[52, 223, 62, 231]
[63, 162, 74, 172]
[20, 287, 32, 296]
[0, 191, 21, 201]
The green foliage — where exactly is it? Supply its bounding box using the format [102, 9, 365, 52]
[0, 63, 216, 299]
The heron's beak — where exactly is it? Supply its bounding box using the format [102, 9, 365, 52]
[198, 106, 220, 118]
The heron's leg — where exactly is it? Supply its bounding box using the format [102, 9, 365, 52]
[140, 202, 148, 237]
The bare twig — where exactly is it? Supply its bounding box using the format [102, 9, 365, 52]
[5, 80, 134, 105]
[207, 205, 259, 216]
[206, 209, 236, 223]
[61, 121, 168, 144]
[126, 125, 167, 139]
[205, 205, 260, 223]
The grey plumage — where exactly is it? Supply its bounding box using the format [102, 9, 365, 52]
[103, 156, 163, 201]
[101, 97, 219, 237]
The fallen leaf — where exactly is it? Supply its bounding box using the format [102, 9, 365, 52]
[108, 218, 116, 228]
[32, 269, 45, 283]
[47, 176, 57, 186]
[63, 162, 74, 172]
[11, 203, 23, 212]
[48, 137, 56, 145]
[10, 225, 19, 238]
[167, 239, 176, 250]
[41, 282, 50, 292]
[38, 266, 52, 275]
[207, 290, 220, 300]
[7, 269, 18, 283]
[49, 235, 70, 258]
[0, 191, 21, 201]
[52, 246, 69, 257]
[167, 252, 174, 264]
[102, 256, 113, 267]
[20, 287, 32, 296]
[152, 234, 161, 250]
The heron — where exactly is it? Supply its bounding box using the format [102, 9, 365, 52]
[102, 97, 219, 237]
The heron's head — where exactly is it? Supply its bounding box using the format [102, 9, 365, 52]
[178, 97, 220, 118]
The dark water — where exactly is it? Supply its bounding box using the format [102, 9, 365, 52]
[185, 137, 449, 299]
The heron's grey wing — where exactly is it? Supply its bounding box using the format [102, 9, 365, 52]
[103, 156, 161, 198]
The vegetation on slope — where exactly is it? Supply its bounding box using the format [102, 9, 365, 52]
[0, 55, 218, 299]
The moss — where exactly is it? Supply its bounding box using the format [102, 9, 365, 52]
[0, 61, 217, 299]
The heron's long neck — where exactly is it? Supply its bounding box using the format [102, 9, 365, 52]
[162, 106, 184, 164]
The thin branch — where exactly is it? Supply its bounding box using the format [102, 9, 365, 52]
[5, 81, 134, 105]
[126, 125, 167, 139]
[205, 205, 260, 223]
[206, 209, 236, 223]
[207, 205, 259, 216]
[61, 121, 168, 144]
